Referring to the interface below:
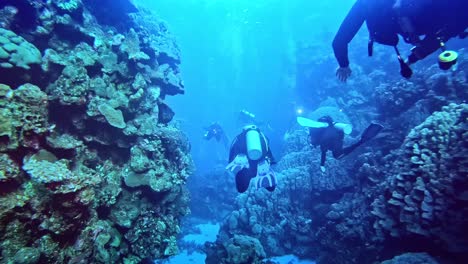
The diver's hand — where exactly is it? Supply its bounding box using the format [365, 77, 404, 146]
[336, 67, 351, 82]
[226, 154, 249, 173]
[320, 166, 326, 173]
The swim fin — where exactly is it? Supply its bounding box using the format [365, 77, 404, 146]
[360, 123, 383, 144]
[336, 123, 383, 159]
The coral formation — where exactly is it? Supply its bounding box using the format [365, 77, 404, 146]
[0, 1, 192, 263]
[98, 103, 126, 129]
[0, 28, 41, 70]
[371, 103, 468, 250]
[207, 45, 467, 262]
[54, 0, 82, 13]
[0, 153, 19, 182]
[205, 235, 266, 264]
[0, 83, 49, 151]
[187, 166, 238, 220]
[380, 252, 440, 264]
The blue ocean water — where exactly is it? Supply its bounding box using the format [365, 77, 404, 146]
[131, 2, 356, 262]
[134, 0, 355, 172]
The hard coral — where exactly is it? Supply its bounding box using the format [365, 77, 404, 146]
[98, 103, 126, 129]
[54, 0, 82, 13]
[0, 0, 192, 263]
[0, 27, 41, 70]
[372, 103, 468, 250]
[0, 83, 49, 151]
[0, 153, 20, 182]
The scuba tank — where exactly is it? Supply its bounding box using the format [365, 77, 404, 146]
[244, 125, 263, 161]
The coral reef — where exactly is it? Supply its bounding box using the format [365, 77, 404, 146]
[0, 1, 192, 263]
[205, 234, 266, 264]
[371, 103, 468, 250]
[185, 165, 237, 221]
[0, 28, 41, 70]
[208, 45, 467, 262]
[0, 83, 49, 151]
[380, 252, 440, 264]
[302, 104, 467, 263]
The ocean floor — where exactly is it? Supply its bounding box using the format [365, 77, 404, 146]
[155, 221, 315, 264]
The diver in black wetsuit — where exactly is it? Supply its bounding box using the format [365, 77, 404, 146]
[226, 125, 277, 193]
[333, 0, 468, 81]
[309, 116, 383, 172]
[204, 122, 229, 149]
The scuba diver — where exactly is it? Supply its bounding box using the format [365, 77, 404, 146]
[333, 0, 468, 81]
[298, 116, 383, 172]
[204, 122, 229, 149]
[226, 125, 277, 193]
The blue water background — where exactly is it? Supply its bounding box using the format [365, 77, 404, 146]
[135, 0, 355, 172]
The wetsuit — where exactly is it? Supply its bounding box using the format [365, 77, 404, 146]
[229, 128, 275, 193]
[332, 0, 468, 67]
[310, 126, 361, 167]
[332, 0, 396, 68]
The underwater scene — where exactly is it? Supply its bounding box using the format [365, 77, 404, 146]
[0, 0, 467, 263]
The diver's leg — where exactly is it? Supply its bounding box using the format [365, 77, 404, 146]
[235, 169, 254, 193]
[330, 137, 347, 160]
[337, 123, 383, 159]
[337, 141, 362, 158]
[320, 147, 327, 166]
[332, 149, 344, 159]
[265, 172, 277, 192]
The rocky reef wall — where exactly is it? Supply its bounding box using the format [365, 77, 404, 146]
[0, 0, 193, 263]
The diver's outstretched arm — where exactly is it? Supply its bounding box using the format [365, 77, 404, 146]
[332, 0, 367, 68]
[337, 123, 383, 159]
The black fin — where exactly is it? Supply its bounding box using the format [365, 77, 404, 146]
[360, 123, 384, 143]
